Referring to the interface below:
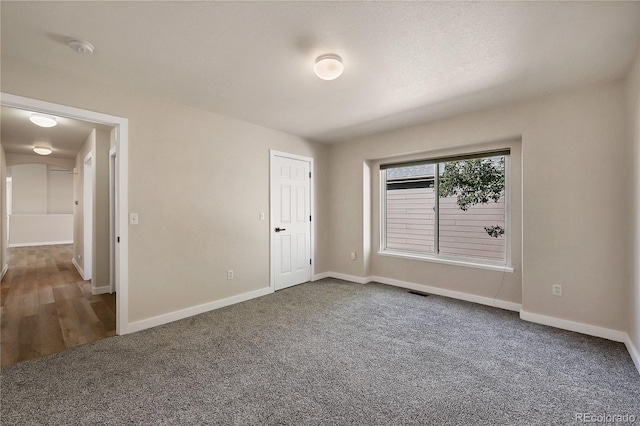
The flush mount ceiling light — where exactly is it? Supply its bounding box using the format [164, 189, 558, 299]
[29, 114, 57, 128]
[33, 146, 53, 156]
[314, 54, 344, 81]
[69, 39, 94, 54]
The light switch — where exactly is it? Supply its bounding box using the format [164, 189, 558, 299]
[129, 213, 139, 225]
[260, 212, 265, 220]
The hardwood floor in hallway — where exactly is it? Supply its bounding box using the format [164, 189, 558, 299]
[0, 244, 116, 366]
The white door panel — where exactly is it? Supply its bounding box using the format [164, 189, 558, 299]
[271, 154, 311, 290]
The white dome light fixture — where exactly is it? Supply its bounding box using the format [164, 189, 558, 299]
[314, 54, 344, 81]
[69, 39, 94, 54]
[29, 114, 58, 128]
[33, 146, 53, 156]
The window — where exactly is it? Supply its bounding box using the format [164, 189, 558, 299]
[381, 150, 509, 269]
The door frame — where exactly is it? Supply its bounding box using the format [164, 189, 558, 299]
[0, 92, 130, 335]
[269, 150, 314, 291]
[109, 146, 117, 294]
[83, 152, 93, 281]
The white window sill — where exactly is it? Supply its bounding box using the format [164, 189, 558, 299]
[378, 250, 514, 273]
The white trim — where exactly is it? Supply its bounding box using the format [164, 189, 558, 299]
[312, 272, 331, 281]
[1, 264, 7, 281]
[9, 214, 73, 217]
[1, 92, 130, 336]
[504, 154, 512, 268]
[623, 334, 640, 376]
[116, 121, 129, 335]
[71, 257, 85, 278]
[9, 240, 73, 248]
[109, 146, 117, 295]
[269, 150, 314, 291]
[520, 310, 625, 342]
[269, 150, 314, 163]
[1, 93, 127, 126]
[378, 250, 514, 273]
[370, 275, 521, 312]
[325, 272, 370, 284]
[492, 298, 522, 312]
[91, 285, 111, 295]
[128, 287, 274, 333]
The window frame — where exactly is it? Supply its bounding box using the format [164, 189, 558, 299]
[379, 150, 512, 272]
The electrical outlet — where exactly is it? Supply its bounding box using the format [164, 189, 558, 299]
[227, 270, 234, 280]
[552, 284, 562, 297]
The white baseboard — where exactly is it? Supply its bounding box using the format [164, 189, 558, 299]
[317, 271, 369, 284]
[312, 272, 331, 281]
[624, 333, 640, 376]
[71, 257, 85, 279]
[520, 310, 625, 342]
[9, 240, 73, 248]
[91, 285, 111, 295]
[0, 264, 7, 281]
[128, 286, 274, 334]
[370, 275, 522, 312]
[493, 299, 523, 312]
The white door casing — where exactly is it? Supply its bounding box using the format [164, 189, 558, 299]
[109, 147, 118, 294]
[270, 151, 313, 290]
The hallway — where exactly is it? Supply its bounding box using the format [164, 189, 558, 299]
[0, 244, 115, 366]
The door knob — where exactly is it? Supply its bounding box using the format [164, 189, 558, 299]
[275, 227, 287, 232]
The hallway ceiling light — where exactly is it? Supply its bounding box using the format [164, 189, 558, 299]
[29, 114, 57, 127]
[33, 146, 53, 156]
[314, 54, 344, 81]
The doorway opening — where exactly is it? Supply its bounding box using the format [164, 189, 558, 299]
[0, 93, 129, 338]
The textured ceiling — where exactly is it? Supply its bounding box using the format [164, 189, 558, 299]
[1, 1, 639, 143]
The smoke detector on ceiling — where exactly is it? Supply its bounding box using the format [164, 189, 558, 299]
[68, 39, 94, 54]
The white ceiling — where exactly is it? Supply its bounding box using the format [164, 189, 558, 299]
[1, 106, 112, 159]
[1, 1, 639, 143]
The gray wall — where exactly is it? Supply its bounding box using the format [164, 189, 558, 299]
[9, 163, 73, 214]
[73, 129, 95, 276]
[73, 128, 111, 291]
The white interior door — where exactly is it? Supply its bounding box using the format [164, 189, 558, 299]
[271, 153, 312, 290]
